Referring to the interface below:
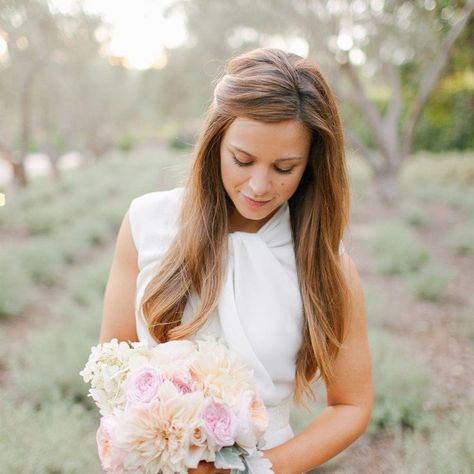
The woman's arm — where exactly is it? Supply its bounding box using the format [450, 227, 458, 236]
[98, 210, 140, 344]
[263, 253, 373, 474]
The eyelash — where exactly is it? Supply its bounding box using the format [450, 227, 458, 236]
[231, 156, 295, 175]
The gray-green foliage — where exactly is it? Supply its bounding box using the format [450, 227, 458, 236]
[401, 202, 428, 228]
[363, 283, 386, 327]
[0, 149, 185, 472]
[0, 253, 32, 317]
[6, 254, 111, 407]
[406, 263, 452, 302]
[448, 221, 474, 255]
[457, 295, 474, 343]
[7, 307, 99, 407]
[69, 256, 111, 306]
[0, 399, 101, 474]
[0, 150, 180, 321]
[369, 328, 432, 431]
[370, 221, 430, 276]
[15, 238, 66, 286]
[392, 407, 474, 474]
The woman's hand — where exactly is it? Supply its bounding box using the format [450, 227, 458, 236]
[188, 461, 231, 474]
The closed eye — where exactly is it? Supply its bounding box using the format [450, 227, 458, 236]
[231, 156, 295, 175]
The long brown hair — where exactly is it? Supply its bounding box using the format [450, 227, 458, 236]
[142, 47, 351, 404]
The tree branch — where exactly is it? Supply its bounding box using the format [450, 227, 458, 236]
[402, 0, 474, 157]
[382, 61, 402, 140]
[338, 61, 395, 163]
[344, 126, 380, 174]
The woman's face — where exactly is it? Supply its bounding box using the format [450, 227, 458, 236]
[220, 117, 312, 233]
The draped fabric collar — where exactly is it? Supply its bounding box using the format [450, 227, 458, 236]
[187, 199, 304, 406]
[228, 200, 292, 248]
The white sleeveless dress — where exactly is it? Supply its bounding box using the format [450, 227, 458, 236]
[128, 186, 345, 450]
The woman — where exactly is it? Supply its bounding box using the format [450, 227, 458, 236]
[99, 48, 373, 474]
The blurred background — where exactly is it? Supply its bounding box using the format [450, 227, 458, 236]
[0, 0, 473, 472]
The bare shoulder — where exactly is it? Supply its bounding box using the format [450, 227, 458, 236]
[98, 210, 140, 344]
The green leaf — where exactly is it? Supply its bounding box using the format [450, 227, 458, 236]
[214, 446, 246, 470]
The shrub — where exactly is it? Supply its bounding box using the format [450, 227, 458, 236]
[369, 328, 432, 432]
[456, 295, 474, 343]
[370, 221, 430, 276]
[448, 222, 474, 256]
[401, 203, 428, 228]
[69, 254, 112, 307]
[55, 226, 95, 264]
[406, 264, 452, 302]
[7, 304, 100, 408]
[15, 238, 65, 286]
[401, 152, 474, 187]
[81, 219, 112, 247]
[364, 283, 386, 327]
[6, 253, 111, 406]
[392, 408, 474, 474]
[22, 204, 69, 235]
[0, 399, 101, 473]
[0, 254, 32, 318]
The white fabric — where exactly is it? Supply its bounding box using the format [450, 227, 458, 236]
[128, 186, 345, 450]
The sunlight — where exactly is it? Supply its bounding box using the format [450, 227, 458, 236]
[50, 0, 187, 70]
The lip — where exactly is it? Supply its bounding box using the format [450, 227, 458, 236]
[241, 193, 273, 208]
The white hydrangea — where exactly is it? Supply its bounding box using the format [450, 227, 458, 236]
[79, 338, 149, 416]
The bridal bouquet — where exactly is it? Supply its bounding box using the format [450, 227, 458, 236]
[80, 336, 275, 474]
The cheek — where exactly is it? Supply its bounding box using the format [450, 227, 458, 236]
[221, 158, 247, 185]
[220, 158, 234, 185]
[279, 170, 305, 193]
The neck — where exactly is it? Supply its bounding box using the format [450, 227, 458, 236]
[228, 206, 280, 234]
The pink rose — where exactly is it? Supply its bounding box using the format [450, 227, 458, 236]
[234, 390, 269, 448]
[125, 366, 163, 404]
[96, 416, 127, 473]
[201, 400, 237, 448]
[171, 369, 193, 394]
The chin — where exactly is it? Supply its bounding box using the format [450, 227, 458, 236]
[235, 198, 277, 220]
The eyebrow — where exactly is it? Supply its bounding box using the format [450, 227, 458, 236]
[229, 144, 304, 162]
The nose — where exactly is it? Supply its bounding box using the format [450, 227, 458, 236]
[248, 167, 272, 197]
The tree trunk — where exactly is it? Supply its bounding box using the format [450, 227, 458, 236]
[12, 160, 28, 187]
[372, 162, 401, 207]
[0, 143, 28, 188]
[46, 152, 61, 182]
